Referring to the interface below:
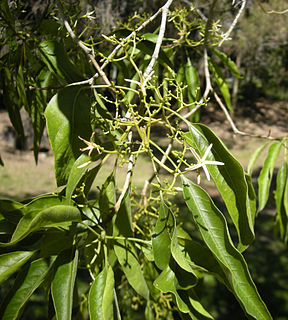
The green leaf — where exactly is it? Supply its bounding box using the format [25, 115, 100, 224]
[30, 69, 53, 162]
[154, 264, 190, 313]
[136, 40, 173, 69]
[185, 56, 200, 101]
[88, 266, 114, 320]
[257, 142, 282, 212]
[113, 193, 149, 300]
[66, 153, 102, 204]
[44, 87, 92, 186]
[210, 48, 242, 79]
[208, 59, 232, 111]
[0, 258, 50, 320]
[247, 143, 269, 176]
[2, 67, 25, 144]
[0, 251, 35, 284]
[171, 227, 198, 285]
[182, 176, 272, 320]
[275, 161, 288, 243]
[8, 205, 81, 246]
[52, 249, 79, 320]
[39, 41, 83, 83]
[152, 203, 173, 270]
[186, 123, 254, 251]
[99, 172, 116, 223]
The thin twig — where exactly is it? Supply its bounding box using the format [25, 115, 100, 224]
[213, 91, 284, 140]
[218, 0, 247, 47]
[183, 48, 211, 119]
[141, 140, 173, 200]
[143, 0, 174, 84]
[55, 0, 111, 86]
[114, 131, 134, 212]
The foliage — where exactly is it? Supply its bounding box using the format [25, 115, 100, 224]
[0, 1, 287, 319]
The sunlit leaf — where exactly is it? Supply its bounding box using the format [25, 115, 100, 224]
[258, 142, 282, 212]
[247, 143, 269, 176]
[8, 205, 81, 245]
[113, 193, 149, 300]
[152, 203, 173, 270]
[51, 249, 79, 320]
[186, 123, 254, 251]
[88, 265, 114, 320]
[39, 41, 83, 83]
[210, 48, 242, 79]
[182, 176, 272, 320]
[275, 161, 288, 243]
[208, 59, 232, 111]
[45, 87, 92, 186]
[0, 258, 50, 320]
[0, 251, 35, 284]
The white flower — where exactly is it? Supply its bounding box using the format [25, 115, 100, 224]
[185, 144, 224, 183]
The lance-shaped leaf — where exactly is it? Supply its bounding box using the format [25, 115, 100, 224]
[113, 193, 149, 300]
[152, 203, 173, 270]
[0, 258, 50, 320]
[39, 41, 83, 83]
[210, 48, 242, 79]
[51, 249, 79, 320]
[0, 251, 35, 284]
[7, 205, 81, 246]
[66, 153, 102, 204]
[182, 176, 272, 320]
[208, 59, 232, 111]
[45, 87, 92, 186]
[186, 123, 254, 251]
[88, 265, 114, 320]
[185, 56, 200, 101]
[258, 142, 282, 212]
[247, 143, 269, 176]
[275, 161, 288, 243]
[154, 264, 213, 319]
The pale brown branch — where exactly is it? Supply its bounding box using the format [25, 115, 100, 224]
[218, 0, 247, 47]
[143, 0, 174, 83]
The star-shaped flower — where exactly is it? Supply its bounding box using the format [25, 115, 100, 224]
[78, 132, 100, 157]
[185, 144, 224, 183]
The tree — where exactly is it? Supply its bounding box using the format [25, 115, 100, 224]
[0, 0, 287, 319]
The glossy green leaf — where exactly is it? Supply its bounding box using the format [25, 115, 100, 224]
[52, 249, 79, 320]
[113, 193, 149, 300]
[247, 143, 269, 176]
[99, 172, 116, 223]
[66, 153, 102, 204]
[275, 161, 288, 243]
[186, 123, 254, 251]
[0, 251, 35, 284]
[152, 203, 173, 270]
[88, 266, 114, 320]
[0, 258, 50, 320]
[8, 205, 81, 245]
[208, 59, 232, 111]
[210, 48, 242, 79]
[39, 41, 83, 83]
[45, 87, 92, 186]
[185, 56, 200, 101]
[182, 176, 272, 320]
[171, 227, 198, 284]
[257, 142, 282, 213]
[154, 264, 190, 313]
